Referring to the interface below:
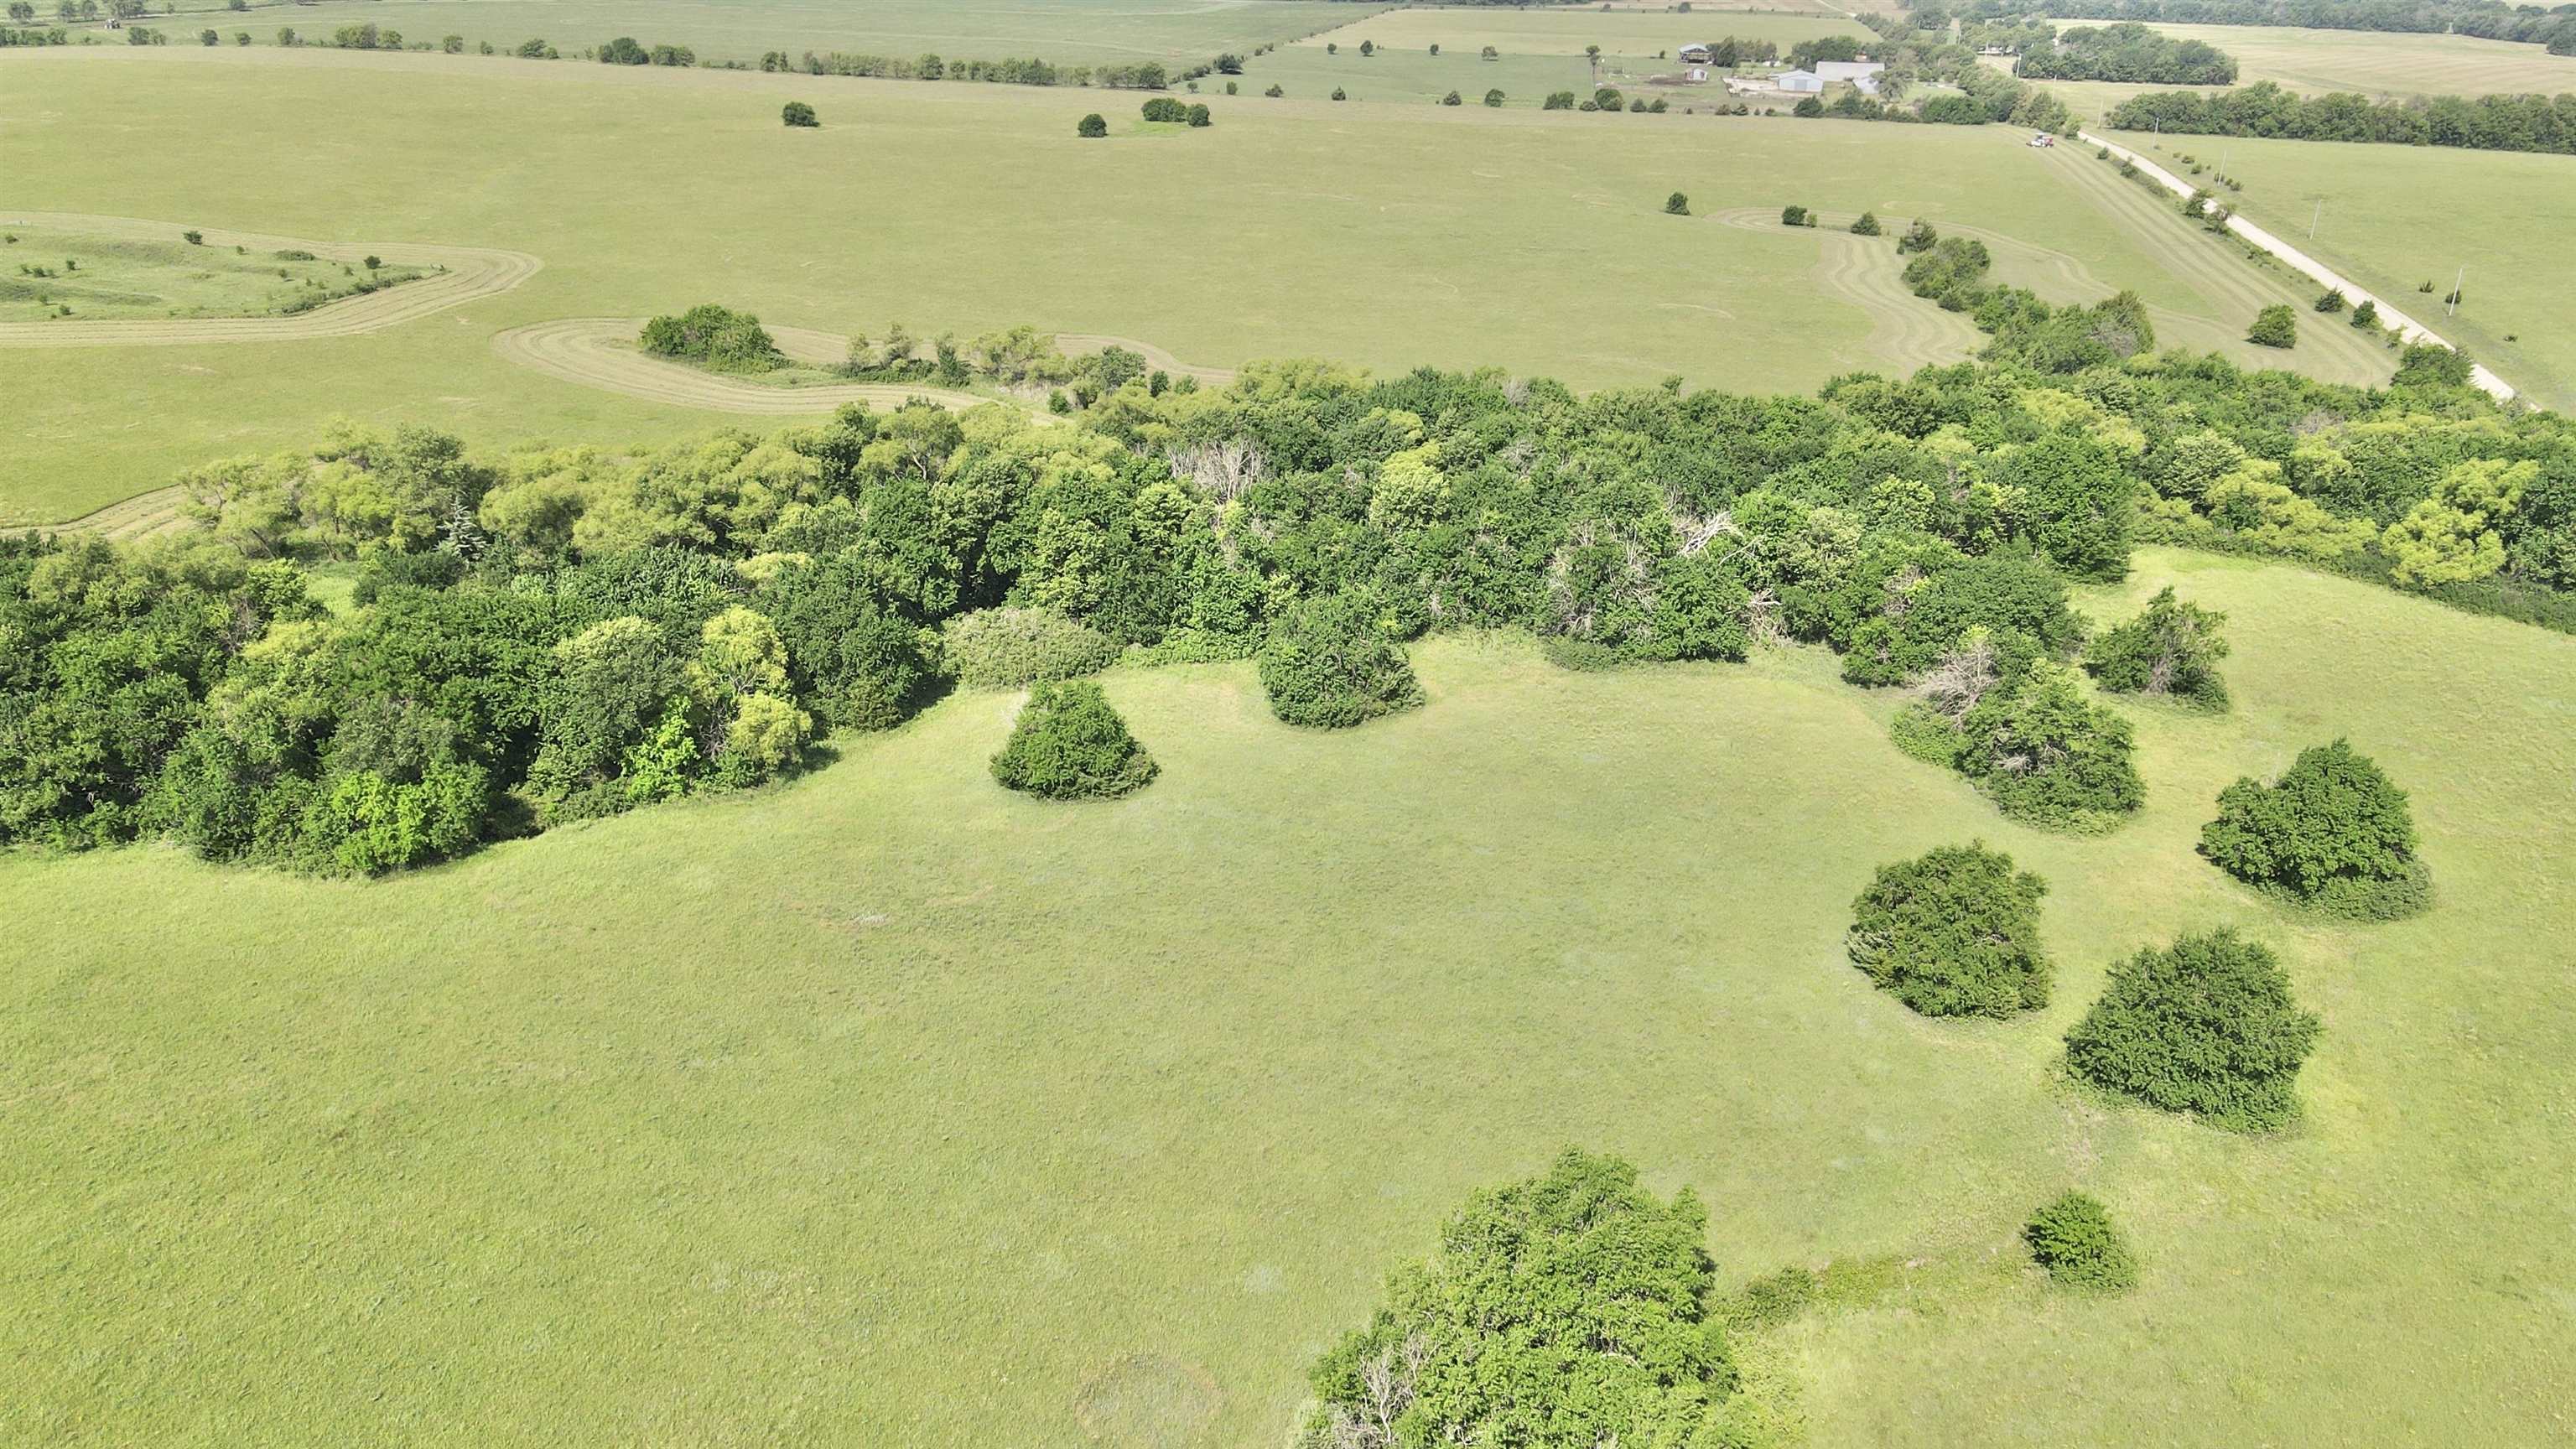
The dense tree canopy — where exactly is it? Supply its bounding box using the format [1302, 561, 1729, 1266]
[1301, 1149, 1736, 1449]
[2016, 21, 2239, 83]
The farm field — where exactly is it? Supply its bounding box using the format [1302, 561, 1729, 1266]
[0, 46, 2394, 525]
[3, 548, 2572, 1446]
[0, 221, 436, 323]
[2101, 130, 2576, 413]
[190, 0, 1375, 68]
[1297, 5, 1871, 58]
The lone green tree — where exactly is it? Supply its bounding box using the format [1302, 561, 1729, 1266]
[2064, 929, 2322, 1131]
[1077, 112, 1106, 138]
[1846, 842, 2052, 1017]
[1851, 210, 1882, 236]
[1299, 1149, 1737, 1449]
[1665, 191, 1690, 216]
[1258, 592, 1423, 729]
[2199, 739, 2428, 917]
[2024, 1192, 2138, 1292]
[781, 100, 818, 127]
[2247, 304, 2298, 349]
[989, 680, 1157, 800]
[2083, 586, 2230, 709]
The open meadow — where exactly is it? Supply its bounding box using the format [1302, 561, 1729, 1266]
[2100, 129, 2576, 413]
[167, 0, 1376, 67]
[0, 45, 2402, 526]
[2012, 21, 2576, 121]
[3, 548, 2571, 1446]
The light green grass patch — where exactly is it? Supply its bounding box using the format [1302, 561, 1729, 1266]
[2, 550, 2571, 1446]
[0, 224, 432, 322]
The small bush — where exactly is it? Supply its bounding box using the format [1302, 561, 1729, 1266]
[1666, 191, 1690, 216]
[2023, 1192, 2138, 1292]
[1141, 96, 1187, 122]
[1954, 661, 2143, 831]
[1441, 90, 1462, 106]
[1779, 205, 1808, 226]
[2350, 299, 2379, 329]
[1187, 102, 1211, 127]
[2314, 288, 2347, 314]
[1077, 112, 1106, 138]
[782, 100, 818, 127]
[2246, 304, 2298, 349]
[1265, 83, 1284, 97]
[1850, 210, 1881, 236]
[640, 302, 784, 374]
[1896, 218, 1938, 254]
[1257, 592, 1424, 729]
[2199, 740, 2428, 917]
[182, 229, 204, 246]
[1331, 86, 1347, 101]
[1846, 842, 2052, 1018]
[2064, 929, 2322, 1131]
[989, 680, 1157, 800]
[1483, 88, 1504, 106]
[942, 607, 1121, 690]
[2083, 586, 2229, 709]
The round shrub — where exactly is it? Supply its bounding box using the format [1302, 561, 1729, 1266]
[1077, 112, 1107, 138]
[639, 302, 784, 374]
[2246, 304, 2298, 349]
[2082, 585, 2229, 709]
[989, 679, 1156, 800]
[2198, 739, 2427, 917]
[1665, 191, 1690, 216]
[1850, 210, 1882, 236]
[1954, 661, 2143, 831]
[941, 606, 1121, 691]
[2023, 1192, 2138, 1292]
[781, 100, 818, 127]
[1257, 592, 1424, 729]
[1846, 841, 2051, 1017]
[2064, 929, 2322, 1132]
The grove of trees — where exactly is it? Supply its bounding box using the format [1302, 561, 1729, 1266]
[2108, 82, 2576, 154]
[2015, 21, 2239, 83]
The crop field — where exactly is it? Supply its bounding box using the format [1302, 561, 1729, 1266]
[2101, 131, 2576, 413]
[200, 0, 1375, 67]
[3, 548, 2571, 1446]
[0, 47, 2401, 526]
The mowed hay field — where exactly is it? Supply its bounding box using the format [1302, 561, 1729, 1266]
[228, 0, 1376, 66]
[2102, 131, 2576, 413]
[3, 548, 2573, 1446]
[3, 48, 2393, 525]
[2017, 23, 2576, 121]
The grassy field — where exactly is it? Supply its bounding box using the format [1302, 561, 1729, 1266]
[2101, 131, 2576, 413]
[3, 548, 2570, 1446]
[0, 47, 2406, 525]
[0, 223, 436, 323]
[205, 0, 1375, 67]
[2015, 22, 2576, 121]
[1301, 5, 1870, 58]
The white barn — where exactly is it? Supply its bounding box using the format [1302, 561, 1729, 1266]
[1775, 70, 1823, 94]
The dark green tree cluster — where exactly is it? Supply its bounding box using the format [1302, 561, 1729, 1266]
[780, 100, 818, 127]
[2015, 21, 2237, 83]
[1300, 1149, 1737, 1449]
[2199, 740, 2428, 917]
[2083, 586, 2230, 708]
[2064, 929, 2323, 1130]
[2109, 81, 2576, 155]
[2030, 0, 2576, 55]
[1846, 842, 2053, 1016]
[640, 303, 786, 373]
[1140, 96, 1208, 124]
[2246, 304, 2298, 350]
[989, 679, 1156, 799]
[2023, 1192, 2139, 1291]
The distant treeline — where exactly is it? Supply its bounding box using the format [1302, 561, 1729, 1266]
[759, 49, 1177, 88]
[1938, 0, 2576, 53]
[2109, 80, 2576, 152]
[2016, 21, 2241, 82]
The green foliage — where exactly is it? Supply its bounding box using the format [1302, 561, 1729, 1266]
[781, 100, 818, 127]
[2199, 739, 2428, 917]
[1077, 111, 1107, 138]
[639, 303, 786, 374]
[1896, 218, 1939, 254]
[1944, 660, 2145, 831]
[2023, 1192, 2138, 1292]
[1258, 592, 1424, 730]
[942, 606, 1121, 690]
[989, 679, 1156, 800]
[1666, 191, 1690, 216]
[2084, 586, 2230, 708]
[1300, 1149, 1736, 1449]
[2314, 288, 2347, 314]
[1850, 210, 1882, 236]
[2065, 929, 2323, 1132]
[1779, 204, 1809, 226]
[1140, 96, 1190, 122]
[1846, 842, 2052, 1017]
[2246, 304, 2298, 349]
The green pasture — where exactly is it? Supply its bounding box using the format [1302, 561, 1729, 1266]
[2104, 130, 2576, 413]
[0, 222, 431, 322]
[2015, 23, 2576, 123]
[199, 0, 1374, 67]
[3, 548, 2571, 1446]
[0, 48, 2409, 524]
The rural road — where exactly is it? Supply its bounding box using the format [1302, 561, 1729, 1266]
[2074, 132, 2517, 402]
[0, 211, 541, 347]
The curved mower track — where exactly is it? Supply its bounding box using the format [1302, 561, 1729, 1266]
[492, 319, 1238, 417]
[1707, 208, 1985, 375]
[0, 211, 540, 348]
[0, 486, 189, 542]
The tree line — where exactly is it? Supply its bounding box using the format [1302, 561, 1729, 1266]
[1939, 0, 2576, 54]
[2109, 80, 2576, 153]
